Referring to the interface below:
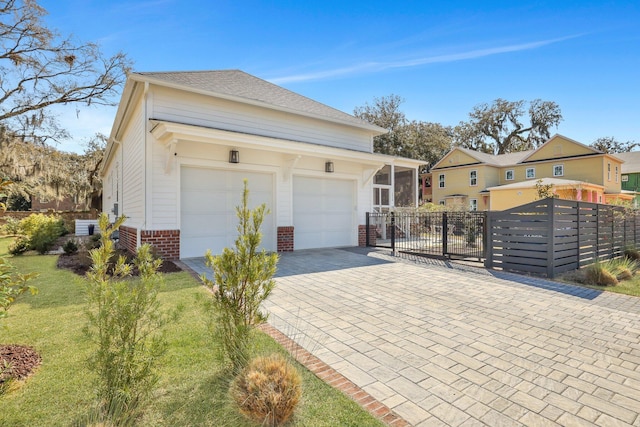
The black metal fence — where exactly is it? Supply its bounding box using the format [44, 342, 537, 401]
[366, 211, 487, 260]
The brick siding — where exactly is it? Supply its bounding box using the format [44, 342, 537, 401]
[358, 224, 377, 247]
[277, 226, 294, 252]
[119, 225, 138, 255]
[140, 229, 180, 260]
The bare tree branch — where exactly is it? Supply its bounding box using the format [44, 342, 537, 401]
[0, 0, 131, 144]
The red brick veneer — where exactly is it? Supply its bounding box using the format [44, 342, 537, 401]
[119, 225, 138, 255]
[277, 226, 294, 252]
[140, 229, 180, 260]
[358, 224, 377, 247]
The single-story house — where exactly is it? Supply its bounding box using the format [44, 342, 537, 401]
[101, 70, 422, 259]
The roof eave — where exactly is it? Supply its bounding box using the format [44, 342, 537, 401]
[128, 73, 386, 135]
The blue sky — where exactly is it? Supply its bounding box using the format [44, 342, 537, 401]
[40, 0, 640, 153]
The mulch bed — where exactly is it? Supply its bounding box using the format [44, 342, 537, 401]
[56, 249, 182, 276]
[0, 345, 41, 387]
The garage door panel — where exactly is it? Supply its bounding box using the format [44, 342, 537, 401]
[181, 167, 274, 258]
[293, 176, 354, 250]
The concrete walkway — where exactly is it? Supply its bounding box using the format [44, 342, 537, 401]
[185, 248, 640, 426]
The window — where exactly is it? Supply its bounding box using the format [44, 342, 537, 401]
[470, 199, 478, 211]
[526, 167, 535, 179]
[438, 174, 445, 188]
[608, 163, 611, 181]
[505, 169, 514, 181]
[439, 200, 445, 206]
[553, 164, 564, 177]
[470, 170, 477, 186]
[615, 166, 619, 183]
[622, 175, 629, 182]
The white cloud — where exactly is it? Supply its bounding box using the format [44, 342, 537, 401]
[270, 35, 582, 84]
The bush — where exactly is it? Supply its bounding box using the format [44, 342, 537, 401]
[585, 262, 619, 286]
[2, 218, 21, 236]
[63, 239, 79, 255]
[202, 180, 278, 372]
[84, 214, 174, 423]
[609, 257, 638, 281]
[8, 236, 30, 255]
[624, 247, 640, 261]
[15, 214, 67, 254]
[230, 354, 301, 426]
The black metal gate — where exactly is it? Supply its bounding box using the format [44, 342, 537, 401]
[366, 211, 486, 261]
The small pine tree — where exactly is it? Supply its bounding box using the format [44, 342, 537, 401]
[202, 180, 278, 372]
[84, 214, 171, 422]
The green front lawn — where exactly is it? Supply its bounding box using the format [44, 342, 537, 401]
[0, 238, 383, 426]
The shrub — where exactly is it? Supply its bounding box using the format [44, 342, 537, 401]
[84, 214, 175, 423]
[230, 354, 301, 426]
[63, 239, 79, 255]
[15, 214, 66, 254]
[8, 236, 30, 255]
[585, 262, 618, 286]
[2, 218, 21, 236]
[202, 180, 278, 372]
[624, 247, 640, 261]
[609, 257, 638, 281]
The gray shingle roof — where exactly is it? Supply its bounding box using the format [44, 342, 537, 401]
[612, 151, 640, 173]
[456, 147, 534, 166]
[133, 70, 382, 131]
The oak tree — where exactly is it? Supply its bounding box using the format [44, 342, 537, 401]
[354, 95, 452, 170]
[454, 99, 563, 154]
[590, 136, 638, 154]
[0, 0, 130, 144]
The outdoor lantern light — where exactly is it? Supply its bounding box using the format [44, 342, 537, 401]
[229, 149, 239, 164]
[325, 161, 334, 173]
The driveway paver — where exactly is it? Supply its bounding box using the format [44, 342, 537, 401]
[259, 248, 640, 426]
[267, 250, 640, 426]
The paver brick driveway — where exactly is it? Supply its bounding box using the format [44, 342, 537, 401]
[264, 248, 640, 426]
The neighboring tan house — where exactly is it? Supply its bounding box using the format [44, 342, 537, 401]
[101, 70, 422, 260]
[431, 134, 634, 211]
[614, 151, 640, 207]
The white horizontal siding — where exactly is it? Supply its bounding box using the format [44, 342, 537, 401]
[150, 140, 178, 230]
[150, 86, 372, 153]
[121, 102, 145, 228]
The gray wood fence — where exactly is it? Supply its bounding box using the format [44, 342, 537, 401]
[485, 198, 640, 278]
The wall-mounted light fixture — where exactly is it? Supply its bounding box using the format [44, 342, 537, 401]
[229, 149, 239, 164]
[325, 161, 334, 173]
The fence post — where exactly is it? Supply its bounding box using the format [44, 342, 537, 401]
[546, 198, 555, 278]
[596, 204, 600, 261]
[484, 212, 492, 268]
[390, 211, 396, 256]
[366, 212, 370, 247]
[442, 212, 448, 257]
[611, 207, 615, 259]
[576, 202, 581, 268]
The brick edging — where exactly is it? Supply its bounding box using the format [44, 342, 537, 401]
[258, 323, 410, 427]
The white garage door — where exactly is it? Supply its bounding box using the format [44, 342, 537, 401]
[293, 176, 355, 250]
[180, 167, 275, 258]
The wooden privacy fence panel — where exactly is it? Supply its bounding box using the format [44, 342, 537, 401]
[486, 198, 640, 278]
